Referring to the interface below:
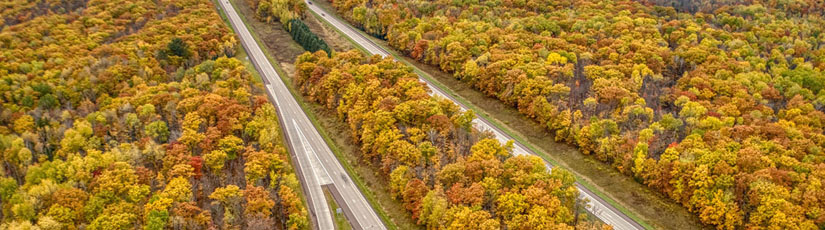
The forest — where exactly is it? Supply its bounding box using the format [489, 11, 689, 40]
[0, 0, 308, 229]
[295, 50, 610, 229]
[325, 0, 825, 229]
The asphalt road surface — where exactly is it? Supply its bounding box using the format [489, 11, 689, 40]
[306, 1, 647, 229]
[217, 1, 386, 229]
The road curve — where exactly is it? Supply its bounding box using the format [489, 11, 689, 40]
[217, 1, 386, 229]
[306, 1, 646, 229]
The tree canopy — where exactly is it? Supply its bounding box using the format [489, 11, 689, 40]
[326, 0, 825, 229]
[0, 0, 307, 229]
[295, 50, 607, 229]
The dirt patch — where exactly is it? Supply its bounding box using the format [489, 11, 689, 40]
[304, 12, 354, 52]
[280, 62, 295, 77]
[232, 0, 306, 64]
[232, 0, 352, 63]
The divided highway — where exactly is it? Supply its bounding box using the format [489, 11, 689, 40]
[306, 1, 646, 229]
[217, 0, 386, 229]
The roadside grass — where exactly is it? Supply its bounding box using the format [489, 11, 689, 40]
[224, 0, 421, 229]
[307, 1, 708, 229]
[324, 189, 353, 230]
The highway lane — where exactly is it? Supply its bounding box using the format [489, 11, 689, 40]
[217, 0, 386, 229]
[306, 1, 646, 229]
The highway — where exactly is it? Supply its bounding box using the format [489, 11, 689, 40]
[217, 0, 386, 229]
[305, 1, 647, 229]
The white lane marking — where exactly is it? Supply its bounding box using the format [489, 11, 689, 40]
[293, 119, 334, 185]
[266, 84, 282, 108]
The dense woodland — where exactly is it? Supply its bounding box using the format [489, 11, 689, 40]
[326, 0, 825, 229]
[0, 0, 308, 229]
[295, 50, 610, 230]
[641, 0, 825, 15]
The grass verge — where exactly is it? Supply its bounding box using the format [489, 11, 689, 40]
[324, 189, 353, 230]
